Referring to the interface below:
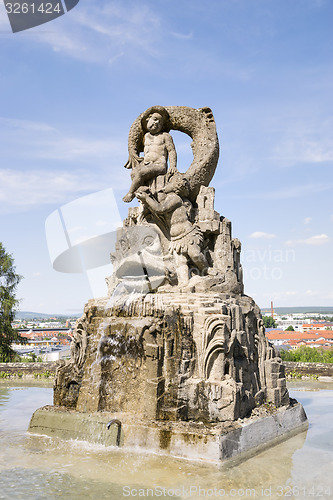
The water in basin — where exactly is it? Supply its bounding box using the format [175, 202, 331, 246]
[0, 380, 332, 499]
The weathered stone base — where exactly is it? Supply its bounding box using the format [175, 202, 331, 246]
[29, 401, 308, 464]
[284, 361, 333, 378]
[0, 362, 57, 376]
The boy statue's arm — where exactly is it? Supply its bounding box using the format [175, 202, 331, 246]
[124, 154, 143, 170]
[136, 190, 181, 215]
[165, 134, 177, 175]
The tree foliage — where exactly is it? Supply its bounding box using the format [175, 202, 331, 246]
[280, 346, 333, 363]
[0, 243, 22, 362]
[285, 325, 295, 331]
[263, 316, 277, 329]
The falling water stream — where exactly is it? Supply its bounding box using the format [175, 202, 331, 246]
[0, 380, 332, 500]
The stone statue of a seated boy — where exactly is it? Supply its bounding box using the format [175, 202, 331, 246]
[123, 106, 177, 202]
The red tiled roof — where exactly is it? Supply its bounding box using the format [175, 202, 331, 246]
[282, 339, 333, 347]
[58, 339, 70, 345]
[311, 339, 333, 345]
[303, 323, 332, 328]
[304, 329, 333, 335]
[266, 330, 333, 341]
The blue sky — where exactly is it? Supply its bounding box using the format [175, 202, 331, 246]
[0, 0, 332, 314]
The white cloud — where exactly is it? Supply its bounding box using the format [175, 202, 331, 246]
[0, 116, 124, 162]
[272, 117, 333, 166]
[1, 1, 255, 84]
[1, 118, 55, 133]
[0, 2, 11, 32]
[0, 169, 111, 213]
[260, 291, 297, 300]
[305, 234, 330, 245]
[304, 217, 312, 225]
[35, 136, 120, 161]
[18, 2, 163, 64]
[257, 289, 331, 307]
[267, 183, 332, 200]
[313, 0, 329, 8]
[96, 220, 109, 227]
[285, 234, 330, 246]
[249, 231, 276, 239]
[227, 182, 333, 201]
[305, 290, 319, 296]
[0, 116, 130, 214]
[170, 31, 193, 40]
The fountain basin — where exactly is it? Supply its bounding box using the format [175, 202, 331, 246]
[29, 401, 308, 463]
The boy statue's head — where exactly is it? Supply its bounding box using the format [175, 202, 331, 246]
[141, 105, 170, 133]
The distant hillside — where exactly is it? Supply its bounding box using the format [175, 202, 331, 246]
[262, 306, 333, 315]
[15, 311, 81, 320]
[17, 307, 333, 320]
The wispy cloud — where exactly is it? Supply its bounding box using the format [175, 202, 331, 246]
[303, 217, 312, 225]
[14, 1, 163, 65]
[272, 118, 333, 166]
[0, 169, 108, 213]
[285, 234, 330, 246]
[1, 0, 256, 83]
[170, 31, 193, 40]
[0, 116, 125, 162]
[0, 116, 128, 213]
[269, 183, 333, 200]
[260, 289, 319, 303]
[234, 182, 332, 201]
[0, 2, 11, 32]
[305, 289, 319, 296]
[260, 291, 299, 302]
[313, 0, 329, 8]
[249, 231, 276, 239]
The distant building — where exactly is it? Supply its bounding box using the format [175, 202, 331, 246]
[12, 327, 71, 358]
[302, 323, 333, 332]
[18, 327, 71, 339]
[265, 329, 333, 349]
[275, 318, 306, 331]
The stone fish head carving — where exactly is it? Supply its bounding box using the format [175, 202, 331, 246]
[111, 225, 166, 293]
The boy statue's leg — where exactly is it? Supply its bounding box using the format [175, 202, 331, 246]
[123, 167, 145, 202]
[123, 163, 165, 203]
[123, 191, 136, 203]
[174, 253, 189, 286]
[187, 244, 209, 272]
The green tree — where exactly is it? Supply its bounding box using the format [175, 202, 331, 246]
[26, 352, 42, 363]
[279, 349, 294, 361]
[280, 346, 333, 363]
[285, 325, 295, 331]
[263, 316, 277, 328]
[0, 243, 23, 362]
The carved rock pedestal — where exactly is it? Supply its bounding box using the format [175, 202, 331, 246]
[54, 292, 289, 422]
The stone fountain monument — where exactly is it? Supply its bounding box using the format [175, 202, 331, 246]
[29, 106, 308, 462]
